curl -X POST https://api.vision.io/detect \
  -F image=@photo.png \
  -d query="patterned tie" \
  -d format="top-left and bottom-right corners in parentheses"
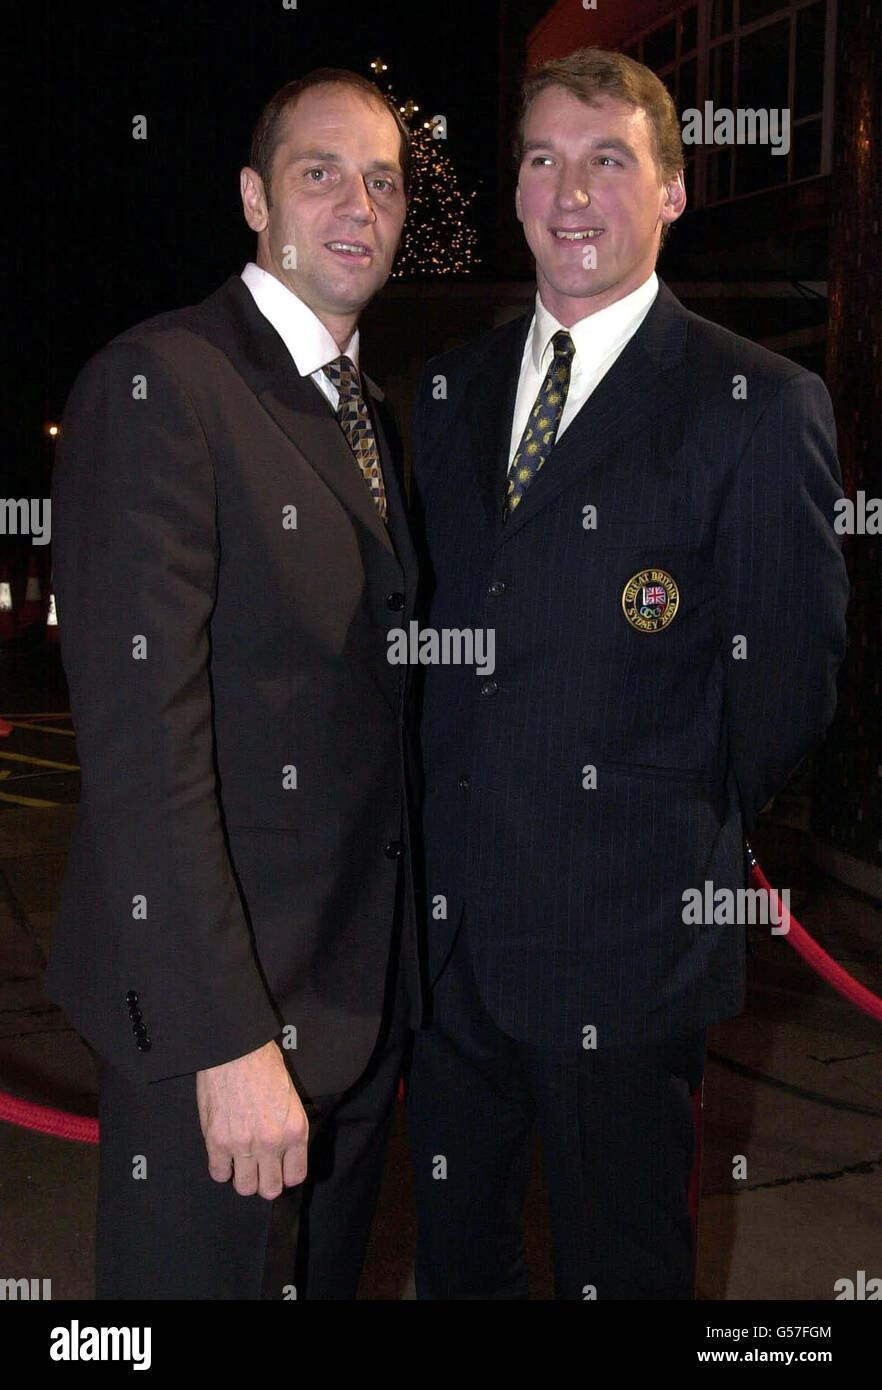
top-left (504, 329), bottom-right (575, 520)
top-left (323, 355), bottom-right (387, 521)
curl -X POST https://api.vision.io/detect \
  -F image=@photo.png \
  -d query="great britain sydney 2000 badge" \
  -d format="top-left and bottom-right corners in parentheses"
top-left (621, 568), bottom-right (679, 633)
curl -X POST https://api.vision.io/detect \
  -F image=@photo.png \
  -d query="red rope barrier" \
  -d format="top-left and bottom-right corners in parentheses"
top-left (0, 1090), bottom-right (98, 1144)
top-left (749, 858), bottom-right (882, 1022)
top-left (0, 857), bottom-right (878, 1143)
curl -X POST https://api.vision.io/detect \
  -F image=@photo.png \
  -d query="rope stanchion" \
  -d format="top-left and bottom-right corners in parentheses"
top-left (0, 853), bottom-right (878, 1143)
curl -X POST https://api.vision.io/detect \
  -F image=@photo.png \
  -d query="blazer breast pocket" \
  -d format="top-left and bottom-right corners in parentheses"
top-left (592, 520), bottom-right (708, 552)
top-left (595, 759), bottom-right (714, 785)
top-left (575, 521), bottom-right (714, 652)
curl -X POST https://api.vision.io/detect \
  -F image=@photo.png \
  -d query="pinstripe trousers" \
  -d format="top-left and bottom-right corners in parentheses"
top-left (407, 915), bottom-right (705, 1300)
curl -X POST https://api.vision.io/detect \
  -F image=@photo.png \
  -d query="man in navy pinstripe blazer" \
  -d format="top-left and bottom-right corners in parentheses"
top-left (406, 49), bottom-right (848, 1299)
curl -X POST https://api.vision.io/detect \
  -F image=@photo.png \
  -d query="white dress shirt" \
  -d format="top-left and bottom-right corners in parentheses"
top-left (240, 261), bottom-right (358, 410)
top-left (508, 272), bottom-right (659, 470)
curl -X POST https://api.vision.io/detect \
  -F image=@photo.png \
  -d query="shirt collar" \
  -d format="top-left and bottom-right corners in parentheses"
top-left (531, 271), bottom-right (659, 374)
top-left (241, 262), bottom-right (359, 377)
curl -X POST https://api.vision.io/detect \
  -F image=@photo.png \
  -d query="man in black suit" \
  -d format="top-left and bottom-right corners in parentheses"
top-left (407, 48), bottom-right (848, 1299)
top-left (46, 69), bottom-right (421, 1300)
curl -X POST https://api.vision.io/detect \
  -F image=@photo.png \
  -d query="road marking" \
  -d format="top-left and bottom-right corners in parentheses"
top-left (0, 751), bottom-right (79, 772)
top-left (0, 790), bottom-right (64, 807)
top-left (0, 712), bottom-right (71, 720)
top-left (2, 721), bottom-right (76, 737)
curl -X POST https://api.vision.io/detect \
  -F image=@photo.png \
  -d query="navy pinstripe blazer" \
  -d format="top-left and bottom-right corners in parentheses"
top-left (411, 279), bottom-right (848, 1051)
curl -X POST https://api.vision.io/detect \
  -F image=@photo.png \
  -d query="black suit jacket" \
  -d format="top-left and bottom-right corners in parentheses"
top-left (46, 274), bottom-right (421, 1096)
top-left (412, 279), bottom-right (848, 1052)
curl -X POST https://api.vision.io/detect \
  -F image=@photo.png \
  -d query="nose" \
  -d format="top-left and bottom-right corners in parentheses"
top-left (335, 174), bottom-right (377, 225)
top-left (555, 166), bottom-right (591, 212)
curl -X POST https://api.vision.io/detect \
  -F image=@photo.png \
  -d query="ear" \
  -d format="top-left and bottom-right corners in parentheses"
top-left (659, 169), bottom-right (687, 226)
top-left (240, 166), bottom-right (269, 233)
top-left (515, 182), bottom-right (524, 225)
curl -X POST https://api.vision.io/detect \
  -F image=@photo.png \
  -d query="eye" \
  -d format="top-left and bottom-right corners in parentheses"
top-left (305, 166), bottom-right (328, 182)
top-left (369, 176), bottom-right (395, 193)
top-left (529, 155), bottom-right (554, 167)
top-left (596, 155), bottom-right (623, 167)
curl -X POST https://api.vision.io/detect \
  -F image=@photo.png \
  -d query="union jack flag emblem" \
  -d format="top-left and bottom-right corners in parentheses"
top-left (643, 584), bottom-right (667, 610)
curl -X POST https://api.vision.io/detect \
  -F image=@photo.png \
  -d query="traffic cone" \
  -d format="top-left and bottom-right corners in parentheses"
top-left (21, 555), bottom-right (43, 627)
top-left (0, 562), bottom-right (16, 640)
top-left (45, 579), bottom-right (59, 644)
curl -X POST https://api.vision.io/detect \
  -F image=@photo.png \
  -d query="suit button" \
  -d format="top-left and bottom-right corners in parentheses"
top-left (458, 774), bottom-right (470, 790)
top-left (386, 592), bottom-right (405, 611)
top-left (487, 580), bottom-right (506, 596)
top-left (128, 1007), bottom-right (142, 1023)
top-left (384, 839), bottom-right (403, 859)
top-left (125, 990), bottom-right (139, 1004)
top-left (136, 1037), bottom-right (152, 1052)
top-left (480, 677), bottom-right (499, 696)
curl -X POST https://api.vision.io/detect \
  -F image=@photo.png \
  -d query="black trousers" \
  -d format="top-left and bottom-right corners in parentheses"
top-left (407, 920), bottom-right (705, 1300)
top-left (95, 931), bottom-right (411, 1301)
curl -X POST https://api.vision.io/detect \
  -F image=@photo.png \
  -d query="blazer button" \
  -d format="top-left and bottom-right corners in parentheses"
top-left (480, 677), bottom-right (499, 696)
top-left (128, 1007), bottom-right (142, 1023)
top-left (384, 839), bottom-right (403, 859)
top-left (458, 774), bottom-right (470, 790)
top-left (386, 592), bottom-right (405, 611)
top-left (125, 990), bottom-right (139, 1004)
top-left (487, 580), bottom-right (506, 596)
top-left (136, 1037), bottom-right (152, 1052)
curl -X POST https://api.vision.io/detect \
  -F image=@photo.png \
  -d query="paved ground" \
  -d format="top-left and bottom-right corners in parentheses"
top-left (1, 639), bottom-right (880, 1300)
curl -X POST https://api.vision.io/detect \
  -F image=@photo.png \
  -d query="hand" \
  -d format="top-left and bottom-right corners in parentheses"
top-left (196, 1039), bottom-right (308, 1199)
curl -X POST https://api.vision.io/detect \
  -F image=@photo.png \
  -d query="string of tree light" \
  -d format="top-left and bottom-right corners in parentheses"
top-left (369, 57), bottom-right (480, 278)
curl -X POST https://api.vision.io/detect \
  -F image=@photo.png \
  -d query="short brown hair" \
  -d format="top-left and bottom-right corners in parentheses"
top-left (249, 69), bottom-right (411, 206)
top-left (514, 47), bottom-right (684, 247)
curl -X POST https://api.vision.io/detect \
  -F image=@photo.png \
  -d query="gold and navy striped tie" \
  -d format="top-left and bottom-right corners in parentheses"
top-left (504, 329), bottom-right (575, 521)
top-left (324, 355), bottom-right (387, 521)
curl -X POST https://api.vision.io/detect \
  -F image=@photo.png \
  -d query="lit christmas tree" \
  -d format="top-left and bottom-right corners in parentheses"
top-left (370, 58), bottom-right (480, 278)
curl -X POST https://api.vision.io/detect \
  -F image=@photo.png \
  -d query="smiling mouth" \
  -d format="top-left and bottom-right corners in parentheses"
top-left (326, 241), bottom-right (373, 259)
top-left (551, 228), bottom-right (604, 241)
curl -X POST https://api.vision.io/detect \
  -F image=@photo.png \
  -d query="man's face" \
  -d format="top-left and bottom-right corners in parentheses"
top-left (515, 86), bottom-right (685, 323)
top-left (241, 84), bottom-right (407, 330)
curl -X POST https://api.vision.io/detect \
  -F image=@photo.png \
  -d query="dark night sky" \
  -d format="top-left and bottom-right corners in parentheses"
top-left (10, 0), bottom-right (525, 492)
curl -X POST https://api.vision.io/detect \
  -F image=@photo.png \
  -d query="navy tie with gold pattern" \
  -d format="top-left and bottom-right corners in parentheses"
top-left (324, 355), bottom-right (387, 522)
top-left (504, 329), bottom-right (575, 521)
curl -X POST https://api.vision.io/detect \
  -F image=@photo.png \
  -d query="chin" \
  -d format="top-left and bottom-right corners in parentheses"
top-left (545, 273), bottom-right (606, 300)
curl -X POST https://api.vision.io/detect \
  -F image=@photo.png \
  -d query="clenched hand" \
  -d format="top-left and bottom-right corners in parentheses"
top-left (196, 1039), bottom-right (308, 1199)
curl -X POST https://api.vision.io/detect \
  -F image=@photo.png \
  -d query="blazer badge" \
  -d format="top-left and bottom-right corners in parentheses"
top-left (621, 568), bottom-right (680, 633)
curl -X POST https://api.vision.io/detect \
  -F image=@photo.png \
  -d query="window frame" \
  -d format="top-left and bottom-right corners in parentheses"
top-left (621, 0), bottom-right (836, 209)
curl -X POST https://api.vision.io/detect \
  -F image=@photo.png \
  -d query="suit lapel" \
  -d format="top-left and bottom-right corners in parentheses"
top-left (365, 388), bottom-right (418, 587)
top-left (197, 275), bottom-right (395, 558)
top-left (466, 313), bottom-right (532, 528)
top-left (497, 282), bottom-right (691, 544)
